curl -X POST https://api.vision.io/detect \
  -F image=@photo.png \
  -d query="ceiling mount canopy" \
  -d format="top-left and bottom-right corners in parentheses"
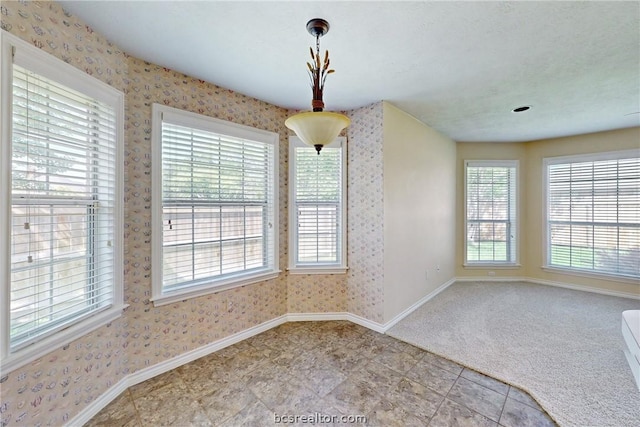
top-left (285, 18), bottom-right (350, 154)
top-left (306, 18), bottom-right (330, 39)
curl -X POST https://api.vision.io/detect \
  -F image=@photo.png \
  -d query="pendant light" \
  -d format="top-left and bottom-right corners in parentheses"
top-left (285, 18), bottom-right (350, 154)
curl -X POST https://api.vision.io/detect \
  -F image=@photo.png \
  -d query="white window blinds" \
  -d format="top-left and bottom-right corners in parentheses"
top-left (9, 64), bottom-right (118, 350)
top-left (295, 146), bottom-right (342, 264)
top-left (546, 151), bottom-right (639, 278)
top-left (465, 161), bottom-right (518, 264)
top-left (153, 105), bottom-right (278, 301)
top-left (289, 137), bottom-right (346, 272)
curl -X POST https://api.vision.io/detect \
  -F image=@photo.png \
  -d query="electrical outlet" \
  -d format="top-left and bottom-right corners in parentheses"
top-left (436, 263), bottom-right (440, 271)
top-left (425, 270), bottom-right (429, 281)
top-left (228, 301), bottom-right (234, 311)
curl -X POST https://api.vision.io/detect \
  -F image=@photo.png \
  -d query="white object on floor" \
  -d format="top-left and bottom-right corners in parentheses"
top-left (622, 310), bottom-right (640, 391)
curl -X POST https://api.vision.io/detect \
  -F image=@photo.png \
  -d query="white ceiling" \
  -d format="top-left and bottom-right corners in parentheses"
top-left (58, 1), bottom-right (640, 143)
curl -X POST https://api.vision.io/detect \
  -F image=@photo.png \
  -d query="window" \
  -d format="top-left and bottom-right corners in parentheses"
top-left (151, 104), bottom-right (279, 304)
top-left (545, 150), bottom-right (639, 279)
top-left (288, 137), bottom-right (347, 274)
top-left (0, 32), bottom-right (124, 372)
top-left (465, 161), bottom-right (518, 265)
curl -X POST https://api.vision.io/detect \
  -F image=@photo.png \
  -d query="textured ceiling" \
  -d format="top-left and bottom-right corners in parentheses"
top-left (58, 1), bottom-right (640, 143)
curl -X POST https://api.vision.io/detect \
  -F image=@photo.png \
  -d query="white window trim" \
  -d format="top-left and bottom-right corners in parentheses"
top-left (542, 149), bottom-right (640, 281)
top-left (288, 136), bottom-right (348, 275)
top-left (151, 104), bottom-right (280, 306)
top-left (0, 30), bottom-right (125, 375)
top-left (463, 159), bottom-right (519, 267)
top-left (462, 263), bottom-right (522, 269)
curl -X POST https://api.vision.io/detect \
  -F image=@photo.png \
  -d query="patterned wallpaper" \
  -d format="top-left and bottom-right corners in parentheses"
top-left (0, 1), bottom-right (384, 425)
top-left (285, 101), bottom-right (387, 319)
top-left (1, 3), bottom-right (130, 426)
top-left (287, 274), bottom-right (347, 313)
top-left (346, 103), bottom-right (386, 323)
top-left (122, 56), bottom-right (290, 375)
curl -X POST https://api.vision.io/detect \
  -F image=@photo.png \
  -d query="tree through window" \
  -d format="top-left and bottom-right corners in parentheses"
top-left (465, 161), bottom-right (518, 264)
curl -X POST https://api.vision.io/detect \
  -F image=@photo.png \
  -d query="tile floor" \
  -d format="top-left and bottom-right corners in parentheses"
top-left (86, 321), bottom-right (556, 426)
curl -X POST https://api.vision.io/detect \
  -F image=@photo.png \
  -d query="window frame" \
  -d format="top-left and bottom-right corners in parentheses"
top-left (151, 104), bottom-right (279, 306)
top-left (0, 30), bottom-right (125, 374)
top-left (463, 160), bottom-right (519, 267)
top-left (288, 136), bottom-right (348, 274)
top-left (543, 149), bottom-right (639, 281)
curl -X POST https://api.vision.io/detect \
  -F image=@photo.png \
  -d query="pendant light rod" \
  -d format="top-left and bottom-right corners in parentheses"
top-left (308, 20), bottom-right (329, 110)
top-left (285, 18), bottom-right (350, 154)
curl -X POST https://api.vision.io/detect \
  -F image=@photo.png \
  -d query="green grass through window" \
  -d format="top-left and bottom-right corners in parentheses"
top-left (467, 241), bottom-right (507, 262)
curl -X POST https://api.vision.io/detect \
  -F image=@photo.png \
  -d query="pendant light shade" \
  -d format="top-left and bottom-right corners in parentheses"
top-left (286, 18), bottom-right (350, 154)
top-left (285, 111), bottom-right (350, 154)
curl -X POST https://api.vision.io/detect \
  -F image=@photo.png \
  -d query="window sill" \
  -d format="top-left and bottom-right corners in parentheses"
top-left (151, 270), bottom-right (281, 307)
top-left (288, 266), bottom-right (349, 275)
top-left (1, 304), bottom-right (128, 375)
top-left (541, 266), bottom-right (640, 285)
top-left (463, 263), bottom-right (522, 270)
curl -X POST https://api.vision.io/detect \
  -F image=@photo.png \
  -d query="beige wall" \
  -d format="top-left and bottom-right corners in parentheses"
top-left (382, 103), bottom-right (457, 323)
top-left (523, 127), bottom-right (640, 295)
top-left (456, 127), bottom-right (640, 296)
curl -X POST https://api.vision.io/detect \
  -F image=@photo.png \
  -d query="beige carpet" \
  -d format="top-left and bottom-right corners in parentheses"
top-left (387, 281), bottom-right (640, 427)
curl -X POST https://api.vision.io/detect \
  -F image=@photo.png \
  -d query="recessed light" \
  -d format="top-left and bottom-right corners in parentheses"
top-left (512, 106), bottom-right (531, 113)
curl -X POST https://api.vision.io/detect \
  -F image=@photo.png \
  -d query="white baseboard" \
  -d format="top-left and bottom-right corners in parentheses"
top-left (69, 379), bottom-right (130, 426)
top-left (286, 312), bottom-right (350, 322)
top-left (383, 278), bottom-right (456, 331)
top-left (285, 312), bottom-right (387, 333)
top-left (70, 276), bottom-right (463, 425)
top-left (69, 302), bottom-right (423, 426)
top-left (456, 276), bottom-right (640, 300)
top-left (346, 312), bottom-right (387, 333)
top-left (69, 315), bottom-right (287, 426)
top-left (525, 277), bottom-right (640, 300)
top-left (75, 274), bottom-right (638, 426)
top-left (67, 273), bottom-right (636, 426)
top-left (284, 278), bottom-right (457, 332)
top-left (126, 315), bottom-right (288, 388)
